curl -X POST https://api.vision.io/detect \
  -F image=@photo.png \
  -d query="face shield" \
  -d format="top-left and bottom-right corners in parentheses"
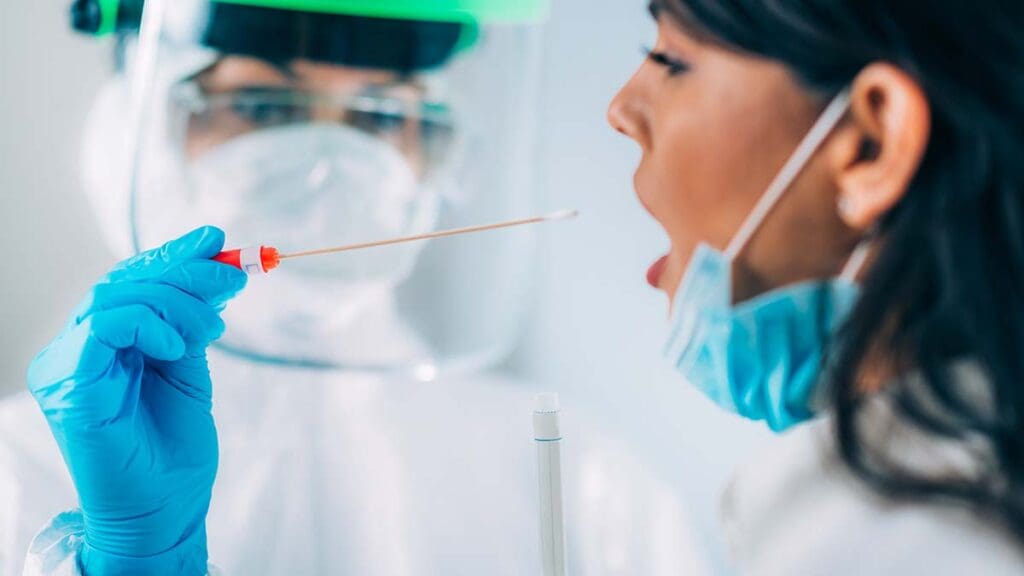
top-left (74, 0), bottom-right (547, 374)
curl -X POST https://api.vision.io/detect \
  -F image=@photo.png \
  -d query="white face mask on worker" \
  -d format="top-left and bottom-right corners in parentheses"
top-left (177, 123), bottom-right (440, 285)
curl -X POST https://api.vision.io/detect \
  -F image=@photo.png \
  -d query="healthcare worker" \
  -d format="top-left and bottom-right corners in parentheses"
top-left (0, 1), bottom-right (708, 575)
top-left (607, 0), bottom-right (1024, 574)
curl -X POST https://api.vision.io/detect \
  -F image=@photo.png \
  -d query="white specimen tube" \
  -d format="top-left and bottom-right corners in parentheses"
top-left (534, 393), bottom-right (567, 576)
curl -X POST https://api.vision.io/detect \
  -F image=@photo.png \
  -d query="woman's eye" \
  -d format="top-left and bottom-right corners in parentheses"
top-left (643, 47), bottom-right (691, 77)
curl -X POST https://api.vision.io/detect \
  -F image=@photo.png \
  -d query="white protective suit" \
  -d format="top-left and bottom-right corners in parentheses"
top-left (0, 351), bottom-right (711, 575)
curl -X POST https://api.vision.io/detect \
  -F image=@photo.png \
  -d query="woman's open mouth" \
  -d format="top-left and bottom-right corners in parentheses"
top-left (647, 254), bottom-right (668, 288)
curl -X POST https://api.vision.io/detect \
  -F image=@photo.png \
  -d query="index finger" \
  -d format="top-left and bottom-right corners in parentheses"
top-left (105, 226), bottom-right (226, 283)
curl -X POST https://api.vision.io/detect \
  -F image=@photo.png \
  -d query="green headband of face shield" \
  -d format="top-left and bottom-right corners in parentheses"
top-left (215, 0), bottom-right (548, 23)
top-left (72, 0), bottom-right (549, 37)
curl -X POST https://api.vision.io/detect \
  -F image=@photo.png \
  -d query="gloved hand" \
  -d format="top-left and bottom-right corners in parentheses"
top-left (28, 226), bottom-right (247, 575)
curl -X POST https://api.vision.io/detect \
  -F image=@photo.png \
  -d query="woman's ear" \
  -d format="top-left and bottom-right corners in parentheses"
top-left (826, 63), bottom-right (931, 231)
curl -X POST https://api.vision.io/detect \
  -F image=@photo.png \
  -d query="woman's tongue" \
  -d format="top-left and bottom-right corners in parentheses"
top-left (647, 254), bottom-right (669, 288)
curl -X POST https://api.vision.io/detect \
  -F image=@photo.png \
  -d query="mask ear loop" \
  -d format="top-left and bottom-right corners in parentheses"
top-left (839, 237), bottom-right (874, 283)
top-left (723, 89), bottom-right (853, 262)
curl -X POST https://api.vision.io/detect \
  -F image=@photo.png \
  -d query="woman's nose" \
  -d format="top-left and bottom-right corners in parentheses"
top-left (607, 91), bottom-right (631, 135)
top-left (607, 75), bottom-right (648, 147)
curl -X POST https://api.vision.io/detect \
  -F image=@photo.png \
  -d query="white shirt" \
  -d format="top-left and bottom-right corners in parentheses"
top-left (721, 401), bottom-right (1024, 575)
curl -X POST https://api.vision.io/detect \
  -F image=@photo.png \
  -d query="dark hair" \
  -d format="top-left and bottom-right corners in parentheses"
top-left (655, 0), bottom-right (1024, 541)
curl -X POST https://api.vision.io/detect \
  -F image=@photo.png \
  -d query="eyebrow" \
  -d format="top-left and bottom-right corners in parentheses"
top-left (192, 59), bottom-right (296, 94)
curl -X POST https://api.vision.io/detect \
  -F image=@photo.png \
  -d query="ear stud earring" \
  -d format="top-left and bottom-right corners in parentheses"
top-left (838, 196), bottom-right (857, 220)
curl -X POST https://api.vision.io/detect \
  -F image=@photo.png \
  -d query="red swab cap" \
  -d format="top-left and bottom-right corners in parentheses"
top-left (213, 246), bottom-right (280, 274)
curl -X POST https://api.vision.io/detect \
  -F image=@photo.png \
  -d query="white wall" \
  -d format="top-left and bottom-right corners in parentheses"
top-left (0, 2), bottom-right (114, 398)
top-left (514, 2), bottom-right (769, 570)
top-left (0, 1), bottom-right (767, 571)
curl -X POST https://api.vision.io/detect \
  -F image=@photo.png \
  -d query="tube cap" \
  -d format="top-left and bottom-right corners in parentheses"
top-left (534, 393), bottom-right (560, 413)
top-left (213, 246), bottom-right (280, 274)
top-left (533, 393), bottom-right (561, 440)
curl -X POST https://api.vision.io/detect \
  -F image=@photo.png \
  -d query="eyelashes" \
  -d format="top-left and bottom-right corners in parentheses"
top-left (642, 46), bottom-right (691, 76)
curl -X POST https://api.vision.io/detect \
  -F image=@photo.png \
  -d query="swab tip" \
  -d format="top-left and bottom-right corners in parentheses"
top-left (545, 209), bottom-right (579, 221)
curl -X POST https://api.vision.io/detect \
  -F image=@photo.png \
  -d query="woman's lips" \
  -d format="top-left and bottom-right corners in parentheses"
top-left (647, 254), bottom-right (669, 288)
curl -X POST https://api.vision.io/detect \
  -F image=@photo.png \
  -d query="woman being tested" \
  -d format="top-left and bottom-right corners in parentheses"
top-left (606, 0), bottom-right (1024, 573)
top-left (18, 0), bottom-right (1024, 574)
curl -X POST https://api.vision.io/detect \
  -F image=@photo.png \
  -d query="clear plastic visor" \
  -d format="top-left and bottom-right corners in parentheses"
top-left (118, 0), bottom-right (545, 374)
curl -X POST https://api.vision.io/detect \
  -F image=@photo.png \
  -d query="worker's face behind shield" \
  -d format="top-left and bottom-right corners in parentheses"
top-left (156, 55), bottom-right (456, 283)
top-left (176, 57), bottom-right (455, 178)
top-left (82, 0), bottom-right (547, 373)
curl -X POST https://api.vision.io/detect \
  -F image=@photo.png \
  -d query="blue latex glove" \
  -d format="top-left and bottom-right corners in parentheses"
top-left (28, 226), bottom-right (247, 575)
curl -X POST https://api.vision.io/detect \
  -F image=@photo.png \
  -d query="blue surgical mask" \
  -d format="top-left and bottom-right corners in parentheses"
top-left (664, 89), bottom-right (868, 432)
